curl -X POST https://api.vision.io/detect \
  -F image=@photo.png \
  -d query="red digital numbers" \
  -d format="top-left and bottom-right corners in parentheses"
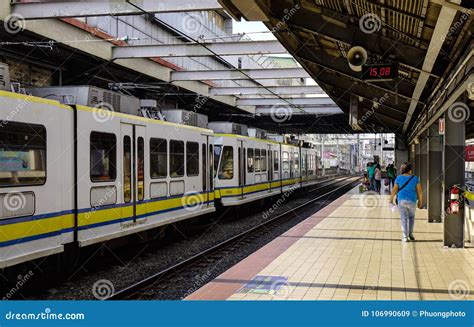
top-left (363, 64), bottom-right (396, 80)
top-left (370, 67), bottom-right (391, 77)
top-left (380, 67), bottom-right (390, 76)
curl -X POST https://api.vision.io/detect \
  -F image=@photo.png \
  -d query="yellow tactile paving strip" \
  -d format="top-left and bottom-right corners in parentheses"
top-left (225, 188), bottom-right (474, 300)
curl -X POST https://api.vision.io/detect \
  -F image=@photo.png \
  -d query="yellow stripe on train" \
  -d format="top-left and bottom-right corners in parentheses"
top-left (0, 214), bottom-right (74, 243)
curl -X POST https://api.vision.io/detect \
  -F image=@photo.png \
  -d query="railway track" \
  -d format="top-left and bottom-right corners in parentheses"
top-left (108, 176), bottom-right (361, 300)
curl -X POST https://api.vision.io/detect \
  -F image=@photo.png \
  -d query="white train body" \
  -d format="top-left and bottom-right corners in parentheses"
top-left (213, 134), bottom-right (320, 206)
top-left (0, 90), bottom-right (325, 269)
top-left (0, 91), bottom-right (214, 268)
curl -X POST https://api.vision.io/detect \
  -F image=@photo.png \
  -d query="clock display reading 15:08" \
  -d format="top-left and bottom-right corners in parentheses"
top-left (361, 63), bottom-right (398, 81)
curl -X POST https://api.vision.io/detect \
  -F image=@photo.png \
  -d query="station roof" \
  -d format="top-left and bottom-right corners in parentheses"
top-left (219, 0), bottom-right (473, 136)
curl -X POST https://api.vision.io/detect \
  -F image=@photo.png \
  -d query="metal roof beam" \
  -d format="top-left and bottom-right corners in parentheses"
top-left (210, 85), bottom-right (324, 96)
top-left (112, 40), bottom-right (287, 59)
top-left (237, 97), bottom-right (336, 106)
top-left (286, 8), bottom-right (427, 69)
top-left (255, 106), bottom-right (342, 115)
top-left (11, 0), bottom-right (221, 19)
top-left (402, 2), bottom-right (460, 133)
top-left (170, 68), bottom-right (310, 81)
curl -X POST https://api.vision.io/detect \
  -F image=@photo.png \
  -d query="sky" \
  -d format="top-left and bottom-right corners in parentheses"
top-left (232, 20), bottom-right (276, 40)
top-left (232, 19), bottom-right (317, 86)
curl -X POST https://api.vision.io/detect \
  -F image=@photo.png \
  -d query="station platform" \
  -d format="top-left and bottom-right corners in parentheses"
top-left (187, 186), bottom-right (474, 300)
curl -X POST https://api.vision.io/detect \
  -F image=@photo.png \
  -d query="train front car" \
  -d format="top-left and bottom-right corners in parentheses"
top-left (0, 91), bottom-right (75, 269)
top-left (211, 123), bottom-right (283, 207)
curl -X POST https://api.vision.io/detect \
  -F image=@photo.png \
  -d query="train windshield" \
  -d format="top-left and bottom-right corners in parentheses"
top-left (213, 145), bottom-right (222, 177)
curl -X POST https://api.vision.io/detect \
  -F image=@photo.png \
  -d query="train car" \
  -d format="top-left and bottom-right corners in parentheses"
top-left (0, 91), bottom-right (75, 269)
top-left (0, 89), bottom-right (215, 269)
top-left (211, 123), bottom-right (310, 206)
top-left (213, 132), bottom-right (281, 206)
top-left (280, 143), bottom-right (301, 192)
top-left (74, 105), bottom-right (215, 247)
top-left (301, 147), bottom-right (319, 186)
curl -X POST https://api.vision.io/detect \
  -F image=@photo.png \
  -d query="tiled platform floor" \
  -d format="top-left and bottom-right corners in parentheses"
top-left (187, 187), bottom-right (474, 300)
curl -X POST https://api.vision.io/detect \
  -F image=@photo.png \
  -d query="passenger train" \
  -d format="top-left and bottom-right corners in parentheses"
top-left (0, 89), bottom-right (324, 270)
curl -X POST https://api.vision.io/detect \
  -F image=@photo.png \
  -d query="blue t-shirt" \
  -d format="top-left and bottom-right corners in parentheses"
top-left (395, 175), bottom-right (419, 203)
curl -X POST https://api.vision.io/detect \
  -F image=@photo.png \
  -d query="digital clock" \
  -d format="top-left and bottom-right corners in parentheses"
top-left (361, 63), bottom-right (398, 81)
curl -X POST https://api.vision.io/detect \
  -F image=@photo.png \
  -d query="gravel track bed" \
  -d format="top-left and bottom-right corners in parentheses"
top-left (25, 178), bottom-right (358, 300)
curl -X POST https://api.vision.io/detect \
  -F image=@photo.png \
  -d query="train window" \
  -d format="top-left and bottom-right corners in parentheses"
top-left (213, 145), bottom-right (221, 178)
top-left (261, 149), bottom-right (267, 172)
top-left (0, 122), bottom-right (46, 187)
top-left (186, 142), bottom-right (199, 176)
top-left (282, 151), bottom-right (289, 170)
top-left (274, 150), bottom-right (279, 172)
top-left (294, 153), bottom-right (300, 171)
top-left (123, 136), bottom-right (132, 203)
top-left (150, 138), bottom-right (167, 179)
top-left (218, 146), bottom-right (233, 180)
top-left (170, 140), bottom-right (185, 178)
top-left (90, 132), bottom-right (116, 182)
top-left (254, 149), bottom-right (260, 172)
top-left (247, 148), bottom-right (254, 172)
top-left (137, 137), bottom-right (144, 201)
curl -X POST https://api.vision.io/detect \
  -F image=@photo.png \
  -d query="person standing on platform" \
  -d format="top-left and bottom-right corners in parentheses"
top-left (386, 163), bottom-right (396, 191)
top-left (367, 162), bottom-right (376, 191)
top-left (374, 164), bottom-right (382, 193)
top-left (389, 162), bottom-right (423, 242)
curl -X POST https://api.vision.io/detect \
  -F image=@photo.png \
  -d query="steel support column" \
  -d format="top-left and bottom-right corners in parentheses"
top-left (443, 111), bottom-right (466, 247)
top-left (427, 124), bottom-right (443, 223)
top-left (415, 143), bottom-right (421, 178)
top-left (419, 132), bottom-right (428, 208)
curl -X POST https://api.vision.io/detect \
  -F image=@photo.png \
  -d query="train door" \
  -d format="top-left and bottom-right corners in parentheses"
top-left (246, 146), bottom-right (255, 187)
top-left (121, 123), bottom-right (146, 222)
top-left (268, 144), bottom-right (273, 192)
top-left (202, 136), bottom-right (210, 206)
top-left (303, 149), bottom-right (308, 185)
top-left (239, 140), bottom-right (245, 198)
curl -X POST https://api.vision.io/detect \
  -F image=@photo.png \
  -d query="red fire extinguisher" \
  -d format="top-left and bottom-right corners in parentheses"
top-left (448, 185), bottom-right (461, 214)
